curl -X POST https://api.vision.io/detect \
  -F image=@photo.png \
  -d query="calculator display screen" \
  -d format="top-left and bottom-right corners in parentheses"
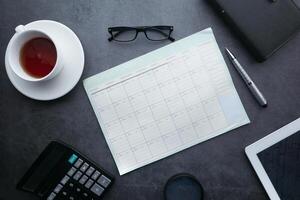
top-left (257, 131), bottom-right (300, 199)
top-left (22, 147), bottom-right (65, 192)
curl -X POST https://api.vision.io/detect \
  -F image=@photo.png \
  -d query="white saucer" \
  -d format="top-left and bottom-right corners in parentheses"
top-left (5, 20), bottom-right (85, 100)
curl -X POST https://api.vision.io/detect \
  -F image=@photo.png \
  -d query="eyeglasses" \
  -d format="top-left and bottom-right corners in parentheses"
top-left (108, 26), bottom-right (175, 42)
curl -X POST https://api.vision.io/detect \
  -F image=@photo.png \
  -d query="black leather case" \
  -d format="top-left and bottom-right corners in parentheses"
top-left (208, 0), bottom-right (300, 61)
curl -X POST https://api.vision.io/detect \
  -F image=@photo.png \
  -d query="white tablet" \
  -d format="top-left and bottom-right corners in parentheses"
top-left (245, 118), bottom-right (300, 200)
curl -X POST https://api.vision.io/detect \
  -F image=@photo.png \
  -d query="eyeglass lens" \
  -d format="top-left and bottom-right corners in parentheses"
top-left (144, 27), bottom-right (171, 41)
top-left (111, 29), bottom-right (137, 42)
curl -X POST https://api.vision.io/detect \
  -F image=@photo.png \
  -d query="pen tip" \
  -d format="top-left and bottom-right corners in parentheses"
top-left (262, 103), bottom-right (268, 108)
top-left (224, 48), bottom-right (235, 59)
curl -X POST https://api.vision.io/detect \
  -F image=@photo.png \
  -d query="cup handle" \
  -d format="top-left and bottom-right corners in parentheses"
top-left (15, 25), bottom-right (26, 33)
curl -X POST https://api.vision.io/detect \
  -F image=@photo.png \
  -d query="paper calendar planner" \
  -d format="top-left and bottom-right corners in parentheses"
top-left (84, 28), bottom-right (250, 175)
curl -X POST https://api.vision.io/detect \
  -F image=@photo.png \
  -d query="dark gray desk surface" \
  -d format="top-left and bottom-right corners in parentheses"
top-left (0, 0), bottom-right (299, 199)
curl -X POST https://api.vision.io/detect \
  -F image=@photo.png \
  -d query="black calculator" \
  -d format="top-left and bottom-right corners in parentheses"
top-left (17, 141), bottom-right (114, 200)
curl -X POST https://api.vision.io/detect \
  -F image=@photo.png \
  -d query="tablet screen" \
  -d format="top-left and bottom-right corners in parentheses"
top-left (258, 131), bottom-right (300, 200)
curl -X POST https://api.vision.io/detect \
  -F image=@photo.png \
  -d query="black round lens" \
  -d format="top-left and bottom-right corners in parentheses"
top-left (164, 173), bottom-right (204, 200)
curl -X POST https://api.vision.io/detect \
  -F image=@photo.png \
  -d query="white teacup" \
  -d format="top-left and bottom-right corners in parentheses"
top-left (7, 25), bottom-right (64, 82)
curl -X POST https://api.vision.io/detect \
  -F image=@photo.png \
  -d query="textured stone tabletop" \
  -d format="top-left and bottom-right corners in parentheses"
top-left (0, 0), bottom-right (299, 199)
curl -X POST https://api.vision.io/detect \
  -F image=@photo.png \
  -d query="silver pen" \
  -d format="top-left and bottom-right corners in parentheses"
top-left (225, 48), bottom-right (268, 107)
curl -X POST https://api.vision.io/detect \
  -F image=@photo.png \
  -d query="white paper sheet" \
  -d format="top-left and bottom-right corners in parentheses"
top-left (84, 28), bottom-right (250, 175)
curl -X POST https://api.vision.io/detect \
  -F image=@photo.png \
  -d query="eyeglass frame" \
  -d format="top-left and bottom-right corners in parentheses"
top-left (108, 26), bottom-right (175, 42)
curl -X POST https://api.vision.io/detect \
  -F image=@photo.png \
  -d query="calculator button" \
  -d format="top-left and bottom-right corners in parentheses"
top-left (86, 166), bottom-right (95, 176)
top-left (76, 187), bottom-right (81, 192)
top-left (74, 158), bottom-right (83, 168)
top-left (61, 175), bottom-right (70, 185)
top-left (84, 179), bottom-right (94, 189)
top-left (47, 192), bottom-right (56, 200)
top-left (80, 162), bottom-right (89, 172)
top-left (97, 175), bottom-right (111, 188)
top-left (62, 191), bottom-right (67, 196)
top-left (73, 171), bottom-right (83, 181)
top-left (67, 167), bottom-right (76, 177)
top-left (54, 184), bottom-right (63, 193)
top-left (79, 175), bottom-right (88, 184)
top-left (68, 154), bottom-right (78, 164)
top-left (69, 196), bottom-right (74, 200)
top-left (90, 183), bottom-right (104, 196)
top-left (83, 192), bottom-right (88, 197)
top-left (91, 170), bottom-right (101, 180)
top-left (69, 183), bottom-right (74, 188)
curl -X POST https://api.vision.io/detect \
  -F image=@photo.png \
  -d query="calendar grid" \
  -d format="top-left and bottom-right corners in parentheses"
top-left (121, 83), bottom-right (154, 162)
top-left (88, 38), bottom-right (249, 175)
top-left (192, 45), bottom-right (229, 131)
top-left (155, 60), bottom-right (194, 146)
top-left (179, 53), bottom-right (215, 135)
top-left (105, 88), bottom-right (139, 165)
top-left (98, 46), bottom-right (226, 166)
top-left (151, 64), bottom-right (185, 147)
top-left (135, 73), bottom-right (170, 153)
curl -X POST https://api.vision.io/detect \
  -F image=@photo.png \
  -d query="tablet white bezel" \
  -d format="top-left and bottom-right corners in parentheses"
top-left (245, 118), bottom-right (300, 200)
